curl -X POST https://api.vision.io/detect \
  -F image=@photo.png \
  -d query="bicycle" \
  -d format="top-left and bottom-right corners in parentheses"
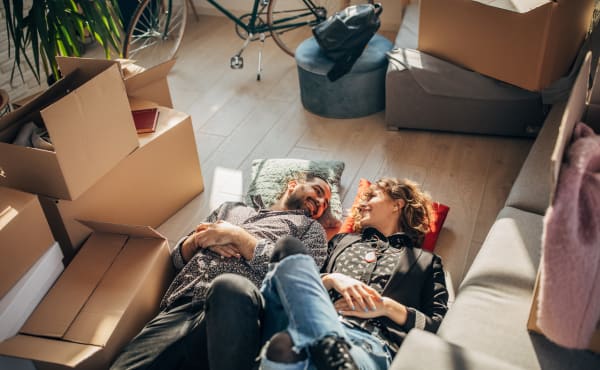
top-left (121, 0), bottom-right (373, 80)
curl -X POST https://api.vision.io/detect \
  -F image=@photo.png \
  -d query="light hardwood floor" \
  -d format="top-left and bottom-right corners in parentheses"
top-left (147, 15), bottom-right (533, 291)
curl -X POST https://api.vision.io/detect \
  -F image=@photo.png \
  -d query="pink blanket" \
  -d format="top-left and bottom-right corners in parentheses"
top-left (539, 122), bottom-right (600, 349)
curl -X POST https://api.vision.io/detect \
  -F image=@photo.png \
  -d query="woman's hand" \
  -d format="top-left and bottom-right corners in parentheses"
top-left (335, 297), bottom-right (409, 326)
top-left (334, 297), bottom-right (385, 318)
top-left (322, 273), bottom-right (382, 312)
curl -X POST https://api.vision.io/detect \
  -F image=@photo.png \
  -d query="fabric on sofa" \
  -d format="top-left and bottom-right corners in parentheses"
top-left (505, 101), bottom-right (566, 214)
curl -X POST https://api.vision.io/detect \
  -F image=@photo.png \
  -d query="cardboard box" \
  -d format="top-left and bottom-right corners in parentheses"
top-left (0, 221), bottom-right (175, 369)
top-left (41, 107), bottom-right (204, 253)
top-left (0, 64), bottom-right (139, 200)
top-left (57, 57), bottom-right (176, 108)
top-left (0, 242), bottom-right (63, 341)
top-left (419, 0), bottom-right (595, 91)
top-left (527, 52), bottom-right (600, 352)
top-left (0, 187), bottom-right (57, 300)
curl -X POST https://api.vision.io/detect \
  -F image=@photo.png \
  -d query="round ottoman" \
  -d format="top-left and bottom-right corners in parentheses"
top-left (295, 34), bottom-right (393, 119)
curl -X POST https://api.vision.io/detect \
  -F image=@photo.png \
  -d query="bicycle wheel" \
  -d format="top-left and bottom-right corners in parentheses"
top-left (122, 0), bottom-right (188, 68)
top-left (267, 0), bottom-right (374, 57)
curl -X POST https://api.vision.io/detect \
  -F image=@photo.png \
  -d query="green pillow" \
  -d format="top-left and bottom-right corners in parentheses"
top-left (246, 158), bottom-right (345, 228)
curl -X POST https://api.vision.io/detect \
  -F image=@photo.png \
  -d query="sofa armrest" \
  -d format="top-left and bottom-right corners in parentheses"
top-left (390, 330), bottom-right (522, 370)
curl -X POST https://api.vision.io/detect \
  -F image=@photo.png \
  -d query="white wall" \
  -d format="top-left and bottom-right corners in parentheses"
top-left (191, 0), bottom-right (405, 31)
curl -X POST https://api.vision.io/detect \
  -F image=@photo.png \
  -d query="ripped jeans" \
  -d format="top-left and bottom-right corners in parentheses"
top-left (259, 254), bottom-right (394, 370)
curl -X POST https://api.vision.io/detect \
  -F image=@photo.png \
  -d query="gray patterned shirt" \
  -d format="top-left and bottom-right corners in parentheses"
top-left (160, 200), bottom-right (328, 310)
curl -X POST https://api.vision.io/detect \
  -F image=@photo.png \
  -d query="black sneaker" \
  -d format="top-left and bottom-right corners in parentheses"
top-left (309, 335), bottom-right (359, 370)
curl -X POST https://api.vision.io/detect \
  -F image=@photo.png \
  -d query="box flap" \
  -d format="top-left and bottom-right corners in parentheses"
top-left (64, 237), bottom-right (167, 346)
top-left (21, 233), bottom-right (127, 338)
top-left (41, 64), bottom-right (139, 200)
top-left (0, 335), bottom-right (102, 368)
top-left (78, 220), bottom-right (166, 240)
top-left (472, 0), bottom-right (551, 13)
top-left (56, 56), bottom-right (120, 83)
top-left (549, 52), bottom-right (591, 201)
top-left (124, 59), bottom-right (175, 108)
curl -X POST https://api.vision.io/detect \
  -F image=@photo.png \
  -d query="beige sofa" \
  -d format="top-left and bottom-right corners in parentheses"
top-left (388, 70), bottom-right (600, 369)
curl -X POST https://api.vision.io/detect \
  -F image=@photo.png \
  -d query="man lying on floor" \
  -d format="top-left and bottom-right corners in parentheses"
top-left (110, 172), bottom-right (332, 370)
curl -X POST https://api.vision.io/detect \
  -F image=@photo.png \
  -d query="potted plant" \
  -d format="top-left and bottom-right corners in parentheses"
top-left (2, 0), bottom-right (123, 85)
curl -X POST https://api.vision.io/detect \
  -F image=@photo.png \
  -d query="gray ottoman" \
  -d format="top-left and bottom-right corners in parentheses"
top-left (295, 34), bottom-right (392, 118)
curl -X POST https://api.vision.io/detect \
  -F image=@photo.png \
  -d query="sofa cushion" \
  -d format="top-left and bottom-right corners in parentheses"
top-left (439, 206), bottom-right (542, 368)
top-left (390, 329), bottom-right (523, 370)
top-left (505, 101), bottom-right (566, 215)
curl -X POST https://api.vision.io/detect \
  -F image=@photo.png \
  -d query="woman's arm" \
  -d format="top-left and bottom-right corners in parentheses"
top-left (332, 254), bottom-right (448, 331)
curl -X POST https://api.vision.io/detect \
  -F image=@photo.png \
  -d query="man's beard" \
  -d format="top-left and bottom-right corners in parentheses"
top-left (285, 194), bottom-right (311, 217)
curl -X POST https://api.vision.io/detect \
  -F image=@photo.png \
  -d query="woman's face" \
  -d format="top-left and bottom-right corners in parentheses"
top-left (358, 187), bottom-right (402, 234)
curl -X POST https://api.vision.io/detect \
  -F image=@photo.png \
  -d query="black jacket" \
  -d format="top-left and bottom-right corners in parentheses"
top-left (323, 231), bottom-right (449, 352)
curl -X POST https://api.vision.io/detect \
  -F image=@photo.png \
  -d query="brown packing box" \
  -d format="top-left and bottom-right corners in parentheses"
top-left (527, 52), bottom-right (600, 352)
top-left (0, 221), bottom-right (174, 369)
top-left (40, 106), bottom-right (204, 253)
top-left (0, 64), bottom-right (139, 200)
top-left (419, 0), bottom-right (595, 91)
top-left (57, 56), bottom-right (176, 108)
top-left (0, 187), bottom-right (56, 300)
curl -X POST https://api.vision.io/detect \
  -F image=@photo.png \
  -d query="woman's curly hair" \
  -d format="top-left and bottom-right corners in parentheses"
top-left (351, 178), bottom-right (433, 246)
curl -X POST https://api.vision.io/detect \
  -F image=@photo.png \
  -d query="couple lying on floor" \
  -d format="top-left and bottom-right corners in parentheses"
top-left (110, 173), bottom-right (449, 370)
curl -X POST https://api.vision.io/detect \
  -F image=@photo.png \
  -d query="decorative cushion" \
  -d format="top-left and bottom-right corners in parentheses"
top-left (338, 178), bottom-right (449, 252)
top-left (246, 158), bottom-right (345, 228)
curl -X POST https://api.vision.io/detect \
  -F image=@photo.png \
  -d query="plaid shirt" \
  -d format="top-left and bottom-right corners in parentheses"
top-left (160, 199), bottom-right (327, 310)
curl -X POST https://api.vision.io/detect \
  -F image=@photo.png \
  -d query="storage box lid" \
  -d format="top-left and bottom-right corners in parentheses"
top-left (473, 0), bottom-right (552, 13)
top-left (0, 187), bottom-right (55, 299)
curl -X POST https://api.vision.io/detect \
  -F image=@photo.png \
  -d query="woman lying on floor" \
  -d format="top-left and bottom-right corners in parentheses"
top-left (259, 177), bottom-right (449, 370)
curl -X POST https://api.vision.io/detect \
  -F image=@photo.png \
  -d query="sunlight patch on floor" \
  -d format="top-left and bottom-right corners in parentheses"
top-left (209, 166), bottom-right (244, 210)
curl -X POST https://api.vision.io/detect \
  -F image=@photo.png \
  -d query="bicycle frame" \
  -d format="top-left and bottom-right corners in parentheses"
top-left (206, 0), bottom-right (323, 36)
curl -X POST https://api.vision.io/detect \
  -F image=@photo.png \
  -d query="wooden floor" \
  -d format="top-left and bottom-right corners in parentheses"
top-left (144, 15), bottom-right (533, 291)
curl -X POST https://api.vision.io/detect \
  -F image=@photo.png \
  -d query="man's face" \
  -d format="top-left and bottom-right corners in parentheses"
top-left (284, 177), bottom-right (331, 219)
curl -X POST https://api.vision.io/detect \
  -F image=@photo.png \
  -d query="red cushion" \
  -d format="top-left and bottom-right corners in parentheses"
top-left (338, 179), bottom-right (449, 252)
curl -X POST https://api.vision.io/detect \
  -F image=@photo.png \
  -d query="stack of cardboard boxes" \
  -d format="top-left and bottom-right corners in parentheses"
top-left (0, 57), bottom-right (204, 369)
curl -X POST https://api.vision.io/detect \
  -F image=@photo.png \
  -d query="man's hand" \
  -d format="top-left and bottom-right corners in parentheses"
top-left (322, 273), bottom-right (382, 312)
top-left (182, 221), bottom-right (259, 261)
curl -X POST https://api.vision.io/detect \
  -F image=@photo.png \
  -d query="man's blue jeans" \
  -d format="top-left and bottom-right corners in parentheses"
top-left (260, 254), bottom-right (394, 370)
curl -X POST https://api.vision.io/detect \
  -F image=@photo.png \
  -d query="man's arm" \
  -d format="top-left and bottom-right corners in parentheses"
top-left (170, 204), bottom-right (226, 270)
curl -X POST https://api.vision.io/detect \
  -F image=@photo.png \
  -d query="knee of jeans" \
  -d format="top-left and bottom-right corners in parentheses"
top-left (207, 274), bottom-right (262, 307)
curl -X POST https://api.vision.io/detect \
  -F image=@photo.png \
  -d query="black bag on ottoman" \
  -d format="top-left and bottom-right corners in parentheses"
top-left (312, 3), bottom-right (382, 81)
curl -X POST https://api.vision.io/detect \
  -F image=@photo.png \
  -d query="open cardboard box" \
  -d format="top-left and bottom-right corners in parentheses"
top-left (0, 187), bottom-right (63, 342)
top-left (527, 52), bottom-right (600, 353)
top-left (419, 0), bottom-right (595, 91)
top-left (0, 64), bottom-right (139, 200)
top-left (0, 187), bottom-right (58, 299)
top-left (0, 221), bottom-right (174, 370)
top-left (57, 57), bottom-right (176, 108)
top-left (40, 106), bottom-right (204, 255)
